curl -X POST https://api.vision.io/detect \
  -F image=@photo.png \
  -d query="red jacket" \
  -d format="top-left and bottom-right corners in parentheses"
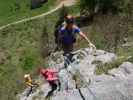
top-left (40, 68), bottom-right (58, 82)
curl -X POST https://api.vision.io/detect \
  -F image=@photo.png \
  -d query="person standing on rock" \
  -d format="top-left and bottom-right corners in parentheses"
top-left (40, 68), bottom-right (61, 98)
top-left (58, 15), bottom-right (96, 55)
top-left (24, 74), bottom-right (39, 97)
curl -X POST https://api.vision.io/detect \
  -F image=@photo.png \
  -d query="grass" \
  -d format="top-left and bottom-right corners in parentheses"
top-left (89, 13), bottom-right (133, 75)
top-left (95, 58), bottom-right (125, 75)
top-left (0, 0), bottom-right (55, 26)
top-left (94, 38), bottom-right (133, 75)
top-left (0, 5), bottom-right (80, 100)
top-left (0, 1), bottom-right (132, 99)
top-left (73, 71), bottom-right (84, 88)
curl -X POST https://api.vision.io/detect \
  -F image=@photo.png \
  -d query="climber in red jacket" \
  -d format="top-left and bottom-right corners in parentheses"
top-left (40, 68), bottom-right (61, 98)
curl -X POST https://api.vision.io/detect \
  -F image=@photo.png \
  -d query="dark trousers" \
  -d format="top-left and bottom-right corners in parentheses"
top-left (46, 80), bottom-right (61, 98)
top-left (26, 83), bottom-right (39, 97)
top-left (64, 52), bottom-right (75, 68)
top-left (26, 86), bottom-right (33, 97)
top-left (46, 82), bottom-right (57, 98)
top-left (62, 43), bottom-right (74, 54)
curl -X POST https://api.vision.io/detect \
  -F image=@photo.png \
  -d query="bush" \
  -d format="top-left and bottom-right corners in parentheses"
top-left (80, 0), bottom-right (97, 15)
top-left (95, 57), bottom-right (129, 75)
top-left (80, 0), bottom-right (124, 14)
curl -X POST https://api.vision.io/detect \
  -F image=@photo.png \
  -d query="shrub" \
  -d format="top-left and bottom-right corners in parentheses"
top-left (95, 57), bottom-right (129, 75)
top-left (80, 0), bottom-right (124, 14)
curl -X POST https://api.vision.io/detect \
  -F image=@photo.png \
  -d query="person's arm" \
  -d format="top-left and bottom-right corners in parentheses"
top-left (74, 25), bottom-right (96, 49)
top-left (26, 81), bottom-right (34, 87)
top-left (74, 25), bottom-right (90, 43)
top-left (79, 31), bottom-right (91, 44)
top-left (79, 31), bottom-right (96, 49)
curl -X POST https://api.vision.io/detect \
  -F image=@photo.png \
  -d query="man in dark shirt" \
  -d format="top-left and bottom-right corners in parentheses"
top-left (59, 15), bottom-right (96, 54)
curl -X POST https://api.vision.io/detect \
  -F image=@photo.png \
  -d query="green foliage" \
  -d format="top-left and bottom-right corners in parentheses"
top-left (59, 5), bottom-right (69, 20)
top-left (0, 63), bottom-right (24, 100)
top-left (0, 0), bottom-right (55, 26)
top-left (117, 46), bottom-right (133, 62)
top-left (90, 32), bottom-right (106, 49)
top-left (0, 5), bottom-right (80, 100)
top-left (128, 57), bottom-right (133, 64)
top-left (80, 0), bottom-right (97, 11)
top-left (0, 2), bottom-right (131, 99)
top-left (40, 25), bottom-right (51, 58)
top-left (21, 51), bottom-right (37, 70)
top-left (56, 5), bottom-right (79, 24)
top-left (80, 0), bottom-right (124, 14)
top-left (95, 57), bottom-right (129, 75)
top-left (98, 0), bottom-right (122, 13)
top-left (73, 71), bottom-right (84, 88)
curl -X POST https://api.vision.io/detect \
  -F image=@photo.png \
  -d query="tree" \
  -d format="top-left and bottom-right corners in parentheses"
top-left (80, 0), bottom-right (124, 15)
top-left (14, 0), bottom-right (21, 11)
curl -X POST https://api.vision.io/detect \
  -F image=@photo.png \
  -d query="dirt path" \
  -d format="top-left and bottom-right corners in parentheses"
top-left (0, 0), bottom-right (76, 30)
top-left (58, 0), bottom-right (77, 6)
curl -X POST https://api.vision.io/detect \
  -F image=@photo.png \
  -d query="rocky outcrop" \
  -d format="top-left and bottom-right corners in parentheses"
top-left (18, 48), bottom-right (133, 100)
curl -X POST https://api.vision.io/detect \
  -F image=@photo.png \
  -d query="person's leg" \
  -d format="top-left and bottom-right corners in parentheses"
top-left (56, 80), bottom-right (61, 91)
top-left (32, 82), bottom-right (39, 87)
top-left (68, 44), bottom-right (74, 53)
top-left (26, 86), bottom-right (33, 97)
top-left (63, 44), bottom-right (73, 54)
top-left (63, 44), bottom-right (74, 66)
top-left (66, 53), bottom-right (75, 62)
top-left (46, 81), bottom-right (57, 98)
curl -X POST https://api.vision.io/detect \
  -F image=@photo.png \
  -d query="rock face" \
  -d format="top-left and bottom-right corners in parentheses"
top-left (51, 89), bottom-right (83, 100)
top-left (18, 48), bottom-right (133, 100)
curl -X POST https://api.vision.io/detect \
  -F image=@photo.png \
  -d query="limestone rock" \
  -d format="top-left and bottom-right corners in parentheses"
top-left (51, 89), bottom-right (83, 100)
top-left (20, 48), bottom-right (133, 100)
